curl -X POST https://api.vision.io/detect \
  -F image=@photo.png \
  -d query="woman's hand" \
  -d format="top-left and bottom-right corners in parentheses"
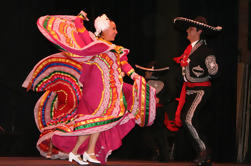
top-left (121, 72), bottom-right (125, 78)
top-left (131, 73), bottom-right (140, 80)
top-left (78, 10), bottom-right (89, 21)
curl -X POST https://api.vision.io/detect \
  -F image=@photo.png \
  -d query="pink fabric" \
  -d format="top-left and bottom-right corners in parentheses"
top-left (51, 76), bottom-right (136, 164)
top-left (49, 52), bottom-right (136, 163)
top-left (51, 80), bottom-right (135, 164)
top-left (54, 40), bottom-right (113, 56)
top-left (121, 62), bottom-right (134, 75)
top-left (26, 14), bottom-right (157, 164)
top-left (72, 31), bottom-right (86, 48)
top-left (122, 83), bottom-right (133, 109)
top-left (78, 63), bottom-right (104, 114)
top-left (37, 15), bottom-right (114, 56)
top-left (52, 113), bottom-right (135, 164)
top-left (74, 16), bottom-right (93, 45)
top-left (119, 49), bottom-right (130, 61)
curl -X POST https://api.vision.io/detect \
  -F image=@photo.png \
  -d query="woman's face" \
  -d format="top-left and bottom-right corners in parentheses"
top-left (101, 21), bottom-right (118, 41)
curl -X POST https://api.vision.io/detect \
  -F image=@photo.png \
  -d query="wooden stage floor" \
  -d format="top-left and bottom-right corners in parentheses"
top-left (0, 157), bottom-right (250, 166)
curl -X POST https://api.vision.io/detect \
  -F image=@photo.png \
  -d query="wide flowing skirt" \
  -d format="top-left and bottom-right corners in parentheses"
top-left (23, 52), bottom-right (156, 164)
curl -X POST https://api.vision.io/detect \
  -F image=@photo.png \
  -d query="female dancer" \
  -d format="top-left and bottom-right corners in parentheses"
top-left (23, 11), bottom-right (156, 165)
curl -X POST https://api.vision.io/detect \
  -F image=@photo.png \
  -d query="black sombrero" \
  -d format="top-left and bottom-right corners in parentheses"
top-left (173, 16), bottom-right (222, 35)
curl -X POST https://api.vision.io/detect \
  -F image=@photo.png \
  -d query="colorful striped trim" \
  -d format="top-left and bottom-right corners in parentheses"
top-left (35, 71), bottom-right (79, 92)
top-left (144, 84), bottom-right (150, 126)
top-left (132, 77), bottom-right (152, 127)
top-left (128, 69), bottom-right (135, 77)
top-left (77, 26), bottom-right (86, 33)
top-left (74, 116), bottom-right (122, 131)
top-left (120, 61), bottom-right (127, 65)
top-left (30, 56), bottom-right (82, 90)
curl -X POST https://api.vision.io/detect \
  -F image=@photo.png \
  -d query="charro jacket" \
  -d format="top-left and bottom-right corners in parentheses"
top-left (183, 40), bottom-right (219, 83)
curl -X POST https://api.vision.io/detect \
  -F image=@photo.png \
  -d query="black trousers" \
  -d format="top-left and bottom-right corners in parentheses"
top-left (180, 86), bottom-right (212, 154)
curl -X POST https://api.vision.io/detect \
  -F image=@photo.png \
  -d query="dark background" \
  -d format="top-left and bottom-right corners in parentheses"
top-left (0, 0), bottom-right (239, 163)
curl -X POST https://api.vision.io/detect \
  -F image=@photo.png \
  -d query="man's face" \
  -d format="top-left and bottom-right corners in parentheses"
top-left (145, 71), bottom-right (153, 79)
top-left (186, 26), bottom-right (202, 42)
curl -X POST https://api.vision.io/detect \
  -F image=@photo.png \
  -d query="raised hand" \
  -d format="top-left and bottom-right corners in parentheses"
top-left (78, 10), bottom-right (89, 21)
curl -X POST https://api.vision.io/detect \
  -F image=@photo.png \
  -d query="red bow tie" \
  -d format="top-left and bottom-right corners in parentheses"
top-left (173, 44), bottom-right (192, 67)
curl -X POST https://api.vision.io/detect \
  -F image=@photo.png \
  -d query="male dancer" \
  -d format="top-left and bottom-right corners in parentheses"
top-left (172, 16), bottom-right (222, 166)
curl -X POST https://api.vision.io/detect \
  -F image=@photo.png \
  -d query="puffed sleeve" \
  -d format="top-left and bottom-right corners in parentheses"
top-left (116, 46), bottom-right (137, 79)
top-left (121, 60), bottom-right (136, 78)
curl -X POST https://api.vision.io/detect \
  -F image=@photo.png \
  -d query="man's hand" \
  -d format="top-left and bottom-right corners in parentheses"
top-left (156, 97), bottom-right (160, 103)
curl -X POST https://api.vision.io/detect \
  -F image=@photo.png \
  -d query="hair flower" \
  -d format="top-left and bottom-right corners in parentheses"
top-left (94, 14), bottom-right (110, 36)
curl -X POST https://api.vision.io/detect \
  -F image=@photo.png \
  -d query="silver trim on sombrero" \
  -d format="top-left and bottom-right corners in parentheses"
top-left (174, 17), bottom-right (222, 32)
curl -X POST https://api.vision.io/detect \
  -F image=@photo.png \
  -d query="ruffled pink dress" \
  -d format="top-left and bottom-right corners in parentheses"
top-left (22, 15), bottom-right (156, 164)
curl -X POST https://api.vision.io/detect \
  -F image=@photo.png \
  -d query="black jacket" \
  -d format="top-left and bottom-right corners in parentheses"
top-left (183, 40), bottom-right (219, 83)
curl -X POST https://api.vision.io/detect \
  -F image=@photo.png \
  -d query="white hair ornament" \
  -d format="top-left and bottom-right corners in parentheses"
top-left (94, 14), bottom-right (110, 37)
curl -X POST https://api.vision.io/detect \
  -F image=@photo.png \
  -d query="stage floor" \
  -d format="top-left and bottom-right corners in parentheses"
top-left (0, 157), bottom-right (250, 166)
